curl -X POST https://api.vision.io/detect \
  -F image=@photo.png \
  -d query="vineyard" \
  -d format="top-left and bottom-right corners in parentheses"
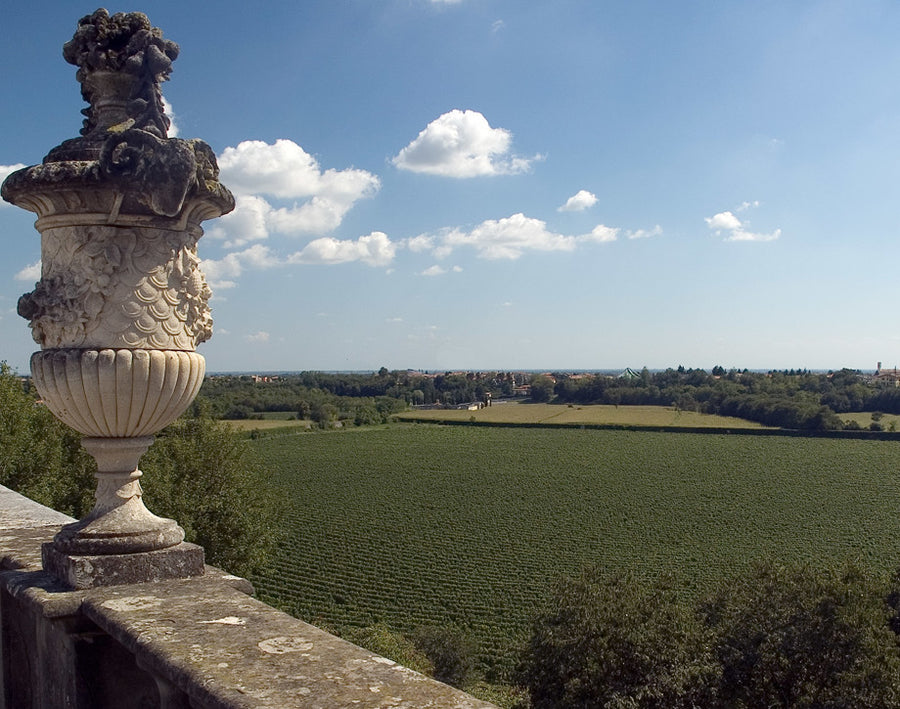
top-left (249, 424), bottom-right (900, 682)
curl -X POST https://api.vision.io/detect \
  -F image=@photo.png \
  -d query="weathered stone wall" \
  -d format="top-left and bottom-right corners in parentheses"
top-left (0, 486), bottom-right (496, 708)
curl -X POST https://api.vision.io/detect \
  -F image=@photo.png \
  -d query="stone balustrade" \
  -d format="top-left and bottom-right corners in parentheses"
top-left (0, 485), bottom-right (496, 708)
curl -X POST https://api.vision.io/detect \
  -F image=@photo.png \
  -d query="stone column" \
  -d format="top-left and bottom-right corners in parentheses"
top-left (1, 10), bottom-right (234, 589)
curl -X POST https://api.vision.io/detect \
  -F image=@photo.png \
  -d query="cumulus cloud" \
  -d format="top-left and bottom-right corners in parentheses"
top-left (201, 244), bottom-right (278, 290)
top-left (201, 232), bottom-right (397, 289)
top-left (161, 97), bottom-right (178, 137)
top-left (705, 211), bottom-right (742, 231)
top-left (392, 110), bottom-right (537, 178)
top-left (412, 214), bottom-right (658, 260)
top-left (441, 213), bottom-right (575, 259)
top-left (706, 208), bottom-right (780, 242)
top-left (287, 232), bottom-right (396, 267)
top-left (14, 261), bottom-right (41, 282)
top-left (246, 331), bottom-right (270, 343)
top-left (209, 139), bottom-right (380, 246)
top-left (626, 225), bottom-right (663, 240)
top-left (580, 225), bottom-right (619, 243)
top-left (421, 264), bottom-right (462, 276)
top-left (407, 234), bottom-right (435, 253)
top-left (558, 190), bottom-right (598, 212)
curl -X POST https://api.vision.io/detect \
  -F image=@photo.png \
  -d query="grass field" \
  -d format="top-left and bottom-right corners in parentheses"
top-left (249, 424), bottom-right (900, 686)
top-left (397, 402), bottom-right (770, 428)
top-left (840, 411), bottom-right (900, 430)
top-left (229, 418), bottom-right (312, 431)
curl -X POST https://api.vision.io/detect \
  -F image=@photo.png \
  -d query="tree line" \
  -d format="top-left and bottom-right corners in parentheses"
top-left (198, 369), bottom-right (529, 424)
top-left (549, 366), bottom-right (897, 431)
top-left (201, 366), bottom-right (897, 431)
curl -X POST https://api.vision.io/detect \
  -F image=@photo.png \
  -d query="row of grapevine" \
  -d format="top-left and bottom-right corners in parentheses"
top-left (250, 425), bottom-right (900, 679)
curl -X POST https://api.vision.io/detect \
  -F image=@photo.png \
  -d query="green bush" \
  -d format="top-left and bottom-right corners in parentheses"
top-left (0, 362), bottom-right (95, 517)
top-left (518, 568), bottom-right (716, 708)
top-left (141, 403), bottom-right (279, 578)
top-left (413, 625), bottom-right (475, 688)
top-left (702, 561), bottom-right (900, 708)
top-left (519, 562), bottom-right (900, 708)
top-left (0, 363), bottom-right (276, 579)
top-left (344, 623), bottom-right (434, 676)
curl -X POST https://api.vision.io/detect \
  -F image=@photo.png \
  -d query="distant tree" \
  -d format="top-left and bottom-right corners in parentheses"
top-left (311, 402), bottom-right (339, 428)
top-left (529, 375), bottom-right (555, 403)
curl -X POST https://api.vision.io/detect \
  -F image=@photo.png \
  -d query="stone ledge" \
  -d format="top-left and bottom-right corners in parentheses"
top-left (0, 485), bottom-right (74, 531)
top-left (82, 575), bottom-right (496, 708)
top-left (0, 484), bottom-right (497, 708)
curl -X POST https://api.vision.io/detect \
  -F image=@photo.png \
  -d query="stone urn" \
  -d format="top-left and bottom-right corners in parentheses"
top-left (1, 10), bottom-right (234, 587)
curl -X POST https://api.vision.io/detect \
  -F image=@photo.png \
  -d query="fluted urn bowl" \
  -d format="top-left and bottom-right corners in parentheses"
top-left (31, 348), bottom-right (205, 437)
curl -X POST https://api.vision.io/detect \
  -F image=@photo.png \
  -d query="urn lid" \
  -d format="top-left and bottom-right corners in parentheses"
top-left (0, 9), bottom-right (233, 223)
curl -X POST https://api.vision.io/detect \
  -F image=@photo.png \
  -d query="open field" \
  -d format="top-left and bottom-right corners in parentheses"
top-left (397, 402), bottom-right (771, 428)
top-left (841, 411), bottom-right (900, 430)
top-left (249, 424), bottom-right (900, 682)
top-left (228, 418), bottom-right (312, 432)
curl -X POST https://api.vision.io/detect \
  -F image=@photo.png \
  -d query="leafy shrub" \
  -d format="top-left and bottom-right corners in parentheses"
top-left (519, 562), bottom-right (900, 708)
top-left (518, 568), bottom-right (717, 708)
top-left (413, 625), bottom-right (475, 688)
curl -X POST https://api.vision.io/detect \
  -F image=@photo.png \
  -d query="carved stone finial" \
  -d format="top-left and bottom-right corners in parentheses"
top-left (0, 10), bottom-right (233, 582)
top-left (63, 8), bottom-right (179, 141)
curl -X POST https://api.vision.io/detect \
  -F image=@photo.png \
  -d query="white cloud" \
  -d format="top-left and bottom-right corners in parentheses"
top-left (201, 244), bottom-right (278, 290)
top-left (626, 225), bottom-right (662, 240)
top-left (705, 209), bottom-right (780, 242)
top-left (287, 231), bottom-right (396, 267)
top-left (728, 227), bottom-right (781, 242)
top-left (442, 213), bottom-right (575, 259)
top-left (407, 234), bottom-right (435, 253)
top-left (737, 200), bottom-right (760, 212)
top-left (414, 214), bottom-right (657, 260)
top-left (207, 195), bottom-right (271, 248)
top-left (392, 110), bottom-right (537, 178)
top-left (209, 139), bottom-right (380, 245)
top-left (580, 225), bottom-right (619, 243)
top-left (161, 97), bottom-right (178, 138)
top-left (705, 211), bottom-right (742, 231)
top-left (14, 261), bottom-right (41, 282)
top-left (422, 265), bottom-right (447, 276)
top-left (558, 189), bottom-right (598, 212)
top-left (491, 19), bottom-right (505, 33)
top-left (246, 331), bottom-right (270, 343)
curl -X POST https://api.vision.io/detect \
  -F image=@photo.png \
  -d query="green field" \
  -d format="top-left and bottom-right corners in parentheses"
top-left (397, 402), bottom-right (769, 428)
top-left (250, 424), bottom-right (900, 684)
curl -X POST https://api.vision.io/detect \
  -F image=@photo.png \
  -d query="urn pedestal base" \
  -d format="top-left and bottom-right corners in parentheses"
top-left (42, 541), bottom-right (205, 590)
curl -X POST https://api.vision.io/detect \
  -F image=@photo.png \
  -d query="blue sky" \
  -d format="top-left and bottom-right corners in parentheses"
top-left (2, 1), bottom-right (899, 373)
